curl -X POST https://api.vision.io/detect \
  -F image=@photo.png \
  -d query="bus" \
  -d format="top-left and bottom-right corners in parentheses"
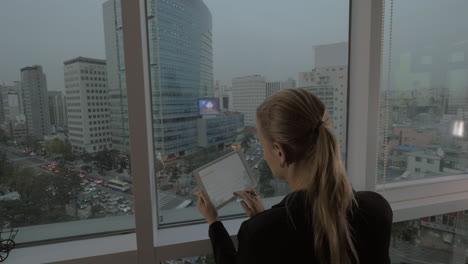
top-left (107, 179), bottom-right (130, 192)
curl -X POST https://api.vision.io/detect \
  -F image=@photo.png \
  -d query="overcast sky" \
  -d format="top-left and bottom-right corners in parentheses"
top-left (0, 0), bottom-right (349, 91)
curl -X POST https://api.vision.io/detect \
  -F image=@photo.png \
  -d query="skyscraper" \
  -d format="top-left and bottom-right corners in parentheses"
top-left (20, 65), bottom-right (51, 138)
top-left (48, 91), bottom-right (68, 131)
top-left (63, 57), bottom-right (111, 153)
top-left (103, 0), bottom-right (129, 153)
top-left (298, 66), bottom-right (348, 148)
top-left (266, 81), bottom-right (281, 98)
top-left (104, 0), bottom-right (213, 159)
top-left (232, 75), bottom-right (266, 127)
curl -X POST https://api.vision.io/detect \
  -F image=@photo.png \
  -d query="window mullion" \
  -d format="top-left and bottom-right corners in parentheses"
top-left (121, 0), bottom-right (158, 263)
top-left (347, 0), bottom-right (384, 191)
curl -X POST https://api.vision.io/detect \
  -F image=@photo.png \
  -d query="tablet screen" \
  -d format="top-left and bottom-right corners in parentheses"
top-left (194, 151), bottom-right (256, 209)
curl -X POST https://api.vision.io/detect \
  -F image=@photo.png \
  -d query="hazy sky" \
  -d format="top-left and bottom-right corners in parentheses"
top-left (0, 0), bottom-right (349, 91)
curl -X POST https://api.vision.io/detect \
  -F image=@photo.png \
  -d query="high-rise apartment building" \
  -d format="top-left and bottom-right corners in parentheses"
top-left (48, 91), bottom-right (68, 131)
top-left (104, 0), bottom-right (213, 158)
top-left (314, 42), bottom-right (348, 69)
top-left (103, 0), bottom-right (129, 153)
top-left (282, 78), bottom-right (296, 90)
top-left (1, 84), bottom-right (22, 122)
top-left (232, 75), bottom-right (266, 127)
top-left (266, 81), bottom-right (281, 98)
top-left (20, 65), bottom-right (51, 138)
top-left (298, 66), bottom-right (348, 148)
top-left (64, 57), bottom-right (111, 153)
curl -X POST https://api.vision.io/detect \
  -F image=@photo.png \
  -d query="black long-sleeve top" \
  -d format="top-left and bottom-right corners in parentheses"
top-left (209, 191), bottom-right (393, 264)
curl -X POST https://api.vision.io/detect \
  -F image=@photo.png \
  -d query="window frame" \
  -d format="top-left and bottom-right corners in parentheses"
top-left (8, 0), bottom-right (468, 263)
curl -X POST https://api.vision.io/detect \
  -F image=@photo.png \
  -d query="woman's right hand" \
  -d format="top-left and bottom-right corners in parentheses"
top-left (234, 188), bottom-right (265, 217)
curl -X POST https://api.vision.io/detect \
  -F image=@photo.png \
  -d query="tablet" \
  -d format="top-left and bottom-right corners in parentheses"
top-left (193, 150), bottom-right (257, 210)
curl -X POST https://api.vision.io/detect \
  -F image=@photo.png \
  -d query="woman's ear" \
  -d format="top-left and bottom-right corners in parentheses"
top-left (273, 142), bottom-right (287, 165)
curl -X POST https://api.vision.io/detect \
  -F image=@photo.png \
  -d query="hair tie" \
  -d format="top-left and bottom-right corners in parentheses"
top-left (315, 119), bottom-right (328, 131)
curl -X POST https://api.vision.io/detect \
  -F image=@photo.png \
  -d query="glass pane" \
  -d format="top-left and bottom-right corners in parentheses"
top-left (143, 0), bottom-right (349, 226)
top-left (378, 0), bottom-right (468, 184)
top-left (391, 210), bottom-right (468, 263)
top-left (0, 0), bottom-right (135, 244)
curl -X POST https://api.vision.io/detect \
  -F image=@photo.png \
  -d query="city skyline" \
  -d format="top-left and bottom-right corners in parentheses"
top-left (0, 0), bottom-right (348, 90)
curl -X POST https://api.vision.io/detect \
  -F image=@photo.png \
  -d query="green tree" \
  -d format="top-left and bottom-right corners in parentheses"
top-left (391, 221), bottom-right (416, 248)
top-left (184, 147), bottom-right (230, 173)
top-left (0, 128), bottom-right (11, 143)
top-left (241, 133), bottom-right (255, 152)
top-left (0, 152), bottom-right (15, 188)
top-left (45, 138), bottom-right (75, 161)
top-left (80, 151), bottom-right (94, 163)
top-left (21, 136), bottom-right (42, 152)
top-left (90, 204), bottom-right (105, 218)
top-left (94, 149), bottom-right (119, 171)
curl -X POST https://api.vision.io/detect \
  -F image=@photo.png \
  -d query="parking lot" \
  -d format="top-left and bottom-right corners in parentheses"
top-left (76, 181), bottom-right (134, 218)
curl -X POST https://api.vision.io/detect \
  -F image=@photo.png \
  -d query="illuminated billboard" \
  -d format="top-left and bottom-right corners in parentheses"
top-left (198, 98), bottom-right (220, 115)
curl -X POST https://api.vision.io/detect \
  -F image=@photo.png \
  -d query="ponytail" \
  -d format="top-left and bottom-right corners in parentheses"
top-left (306, 122), bottom-right (358, 264)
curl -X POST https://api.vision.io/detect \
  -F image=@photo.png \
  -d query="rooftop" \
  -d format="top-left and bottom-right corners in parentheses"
top-left (64, 56), bottom-right (106, 66)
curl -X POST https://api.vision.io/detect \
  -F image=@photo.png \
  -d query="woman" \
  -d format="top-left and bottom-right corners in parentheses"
top-left (196, 88), bottom-right (392, 264)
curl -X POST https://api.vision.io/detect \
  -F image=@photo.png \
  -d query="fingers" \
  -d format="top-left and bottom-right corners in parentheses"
top-left (246, 188), bottom-right (259, 197)
top-left (241, 200), bottom-right (254, 217)
top-left (234, 191), bottom-right (253, 203)
top-left (196, 192), bottom-right (205, 207)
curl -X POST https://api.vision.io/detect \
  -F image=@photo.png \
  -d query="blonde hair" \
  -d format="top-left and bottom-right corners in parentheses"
top-left (256, 88), bottom-right (358, 264)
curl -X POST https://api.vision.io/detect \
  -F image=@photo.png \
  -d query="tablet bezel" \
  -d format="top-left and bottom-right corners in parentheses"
top-left (192, 150), bottom-right (257, 210)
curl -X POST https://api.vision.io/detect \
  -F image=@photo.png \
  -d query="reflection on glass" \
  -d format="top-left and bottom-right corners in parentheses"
top-left (390, 210), bottom-right (468, 263)
top-left (141, 0), bottom-right (349, 226)
top-left (0, 0), bottom-right (135, 244)
top-left (378, 0), bottom-right (468, 184)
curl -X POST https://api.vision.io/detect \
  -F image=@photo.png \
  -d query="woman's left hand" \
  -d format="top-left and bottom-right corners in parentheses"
top-left (195, 190), bottom-right (219, 225)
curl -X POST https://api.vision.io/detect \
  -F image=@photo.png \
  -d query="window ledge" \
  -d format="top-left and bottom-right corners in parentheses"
top-left (378, 174), bottom-right (468, 222)
top-left (7, 233), bottom-right (137, 264)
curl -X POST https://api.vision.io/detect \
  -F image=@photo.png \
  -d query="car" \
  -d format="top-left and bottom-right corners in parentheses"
top-left (254, 164), bottom-right (259, 169)
top-left (89, 183), bottom-right (97, 187)
top-left (119, 205), bottom-right (131, 213)
top-left (87, 178), bottom-right (95, 182)
top-left (92, 195), bottom-right (99, 199)
top-left (96, 180), bottom-right (103, 184)
top-left (246, 155), bottom-right (251, 160)
top-left (108, 208), bottom-right (119, 214)
top-left (79, 204), bottom-right (88, 210)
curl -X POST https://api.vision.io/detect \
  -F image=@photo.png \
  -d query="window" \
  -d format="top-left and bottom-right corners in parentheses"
top-left (146, 0), bottom-right (350, 226)
top-left (0, 0), bottom-right (134, 245)
top-left (391, 210), bottom-right (467, 263)
top-left (377, 0), bottom-right (468, 185)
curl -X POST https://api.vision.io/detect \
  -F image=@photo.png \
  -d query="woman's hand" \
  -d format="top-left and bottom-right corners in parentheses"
top-left (234, 188), bottom-right (265, 217)
top-left (195, 190), bottom-right (219, 225)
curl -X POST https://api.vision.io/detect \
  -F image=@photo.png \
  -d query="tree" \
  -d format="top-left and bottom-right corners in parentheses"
top-left (391, 221), bottom-right (416, 248)
top-left (241, 133), bottom-right (255, 152)
top-left (90, 204), bottom-right (105, 218)
top-left (80, 151), bottom-right (93, 163)
top-left (0, 152), bottom-right (15, 188)
top-left (184, 147), bottom-right (230, 173)
top-left (21, 136), bottom-right (42, 152)
top-left (45, 138), bottom-right (75, 161)
top-left (0, 128), bottom-right (11, 143)
top-left (94, 149), bottom-right (119, 171)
